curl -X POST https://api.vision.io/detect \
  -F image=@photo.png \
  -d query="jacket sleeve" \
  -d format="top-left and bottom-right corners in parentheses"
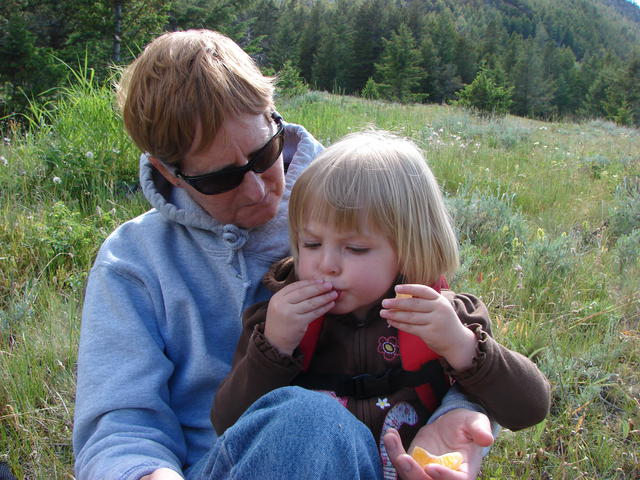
top-left (211, 304), bottom-right (304, 435)
top-left (73, 264), bottom-right (185, 480)
top-left (443, 291), bottom-right (551, 431)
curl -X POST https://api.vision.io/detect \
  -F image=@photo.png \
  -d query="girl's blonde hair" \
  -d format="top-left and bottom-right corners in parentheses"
top-left (116, 29), bottom-right (274, 165)
top-left (289, 130), bottom-right (459, 285)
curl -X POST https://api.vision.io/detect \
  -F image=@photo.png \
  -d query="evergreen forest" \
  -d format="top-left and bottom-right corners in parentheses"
top-left (2, 0), bottom-right (640, 126)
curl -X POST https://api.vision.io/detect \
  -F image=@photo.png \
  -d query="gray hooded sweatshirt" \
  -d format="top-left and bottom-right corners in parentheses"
top-left (73, 122), bottom-right (323, 480)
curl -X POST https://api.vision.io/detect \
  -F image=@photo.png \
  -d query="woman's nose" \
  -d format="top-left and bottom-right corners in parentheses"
top-left (240, 170), bottom-right (266, 201)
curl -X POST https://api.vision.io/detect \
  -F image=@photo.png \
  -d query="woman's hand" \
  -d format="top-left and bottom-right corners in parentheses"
top-left (264, 280), bottom-right (336, 355)
top-left (140, 467), bottom-right (184, 480)
top-left (384, 409), bottom-right (494, 480)
top-left (380, 285), bottom-right (476, 370)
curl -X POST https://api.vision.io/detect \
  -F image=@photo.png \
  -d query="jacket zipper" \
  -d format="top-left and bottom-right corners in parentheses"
top-left (354, 319), bottom-right (370, 427)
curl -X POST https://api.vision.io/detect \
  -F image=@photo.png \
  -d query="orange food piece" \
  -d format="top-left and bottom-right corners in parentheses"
top-left (395, 293), bottom-right (412, 298)
top-left (410, 446), bottom-right (463, 471)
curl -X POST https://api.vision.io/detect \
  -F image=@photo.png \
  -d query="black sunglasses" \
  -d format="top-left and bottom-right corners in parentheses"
top-left (175, 112), bottom-right (285, 195)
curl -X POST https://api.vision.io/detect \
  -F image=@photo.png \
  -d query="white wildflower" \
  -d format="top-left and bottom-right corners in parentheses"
top-left (53, 176), bottom-right (62, 184)
top-left (3, 137), bottom-right (10, 144)
top-left (376, 398), bottom-right (391, 409)
top-left (86, 151), bottom-right (94, 159)
top-left (1, 156), bottom-right (7, 166)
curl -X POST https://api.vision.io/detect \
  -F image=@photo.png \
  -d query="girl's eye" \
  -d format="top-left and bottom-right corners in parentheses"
top-left (302, 241), bottom-right (321, 249)
top-left (348, 247), bottom-right (370, 254)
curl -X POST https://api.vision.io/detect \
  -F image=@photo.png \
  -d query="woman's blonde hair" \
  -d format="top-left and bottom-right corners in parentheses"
top-left (116, 29), bottom-right (274, 164)
top-left (289, 130), bottom-right (459, 285)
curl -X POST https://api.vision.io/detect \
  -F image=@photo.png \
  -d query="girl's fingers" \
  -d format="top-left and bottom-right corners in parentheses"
top-left (301, 300), bottom-right (336, 321)
top-left (381, 297), bottom-right (435, 314)
top-left (394, 284), bottom-right (440, 300)
top-left (280, 280), bottom-right (334, 304)
top-left (380, 308), bottom-right (431, 324)
top-left (295, 290), bottom-right (338, 315)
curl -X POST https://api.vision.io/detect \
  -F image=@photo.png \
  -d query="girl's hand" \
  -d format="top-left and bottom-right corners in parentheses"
top-left (264, 280), bottom-right (337, 355)
top-left (384, 409), bottom-right (493, 480)
top-left (380, 284), bottom-right (476, 370)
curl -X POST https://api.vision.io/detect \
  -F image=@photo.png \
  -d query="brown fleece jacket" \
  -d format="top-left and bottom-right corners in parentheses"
top-left (212, 257), bottom-right (550, 448)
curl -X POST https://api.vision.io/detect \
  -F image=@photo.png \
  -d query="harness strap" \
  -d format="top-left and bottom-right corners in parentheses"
top-left (294, 359), bottom-right (448, 401)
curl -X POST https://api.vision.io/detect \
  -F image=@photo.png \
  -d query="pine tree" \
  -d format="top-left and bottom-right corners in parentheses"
top-left (419, 11), bottom-right (462, 103)
top-left (509, 36), bottom-right (555, 118)
top-left (311, 0), bottom-right (354, 93)
top-left (347, 0), bottom-right (391, 93)
top-left (266, 0), bottom-right (304, 70)
top-left (375, 23), bottom-right (425, 103)
top-left (454, 64), bottom-right (513, 117)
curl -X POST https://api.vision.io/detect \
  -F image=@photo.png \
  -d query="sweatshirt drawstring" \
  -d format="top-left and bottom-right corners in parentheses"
top-left (221, 224), bottom-right (251, 305)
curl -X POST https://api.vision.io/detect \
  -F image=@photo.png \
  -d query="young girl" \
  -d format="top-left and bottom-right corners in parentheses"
top-left (212, 130), bottom-right (550, 478)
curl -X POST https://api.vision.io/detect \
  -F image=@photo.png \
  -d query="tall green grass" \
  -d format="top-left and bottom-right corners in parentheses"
top-left (1, 83), bottom-right (638, 479)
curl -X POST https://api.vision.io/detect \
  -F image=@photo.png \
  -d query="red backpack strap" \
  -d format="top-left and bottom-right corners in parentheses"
top-left (399, 275), bottom-right (448, 410)
top-left (299, 316), bottom-right (325, 371)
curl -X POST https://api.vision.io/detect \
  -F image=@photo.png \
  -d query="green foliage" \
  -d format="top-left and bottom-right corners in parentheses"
top-left (361, 77), bottom-right (381, 100)
top-left (447, 190), bottom-right (526, 252)
top-left (508, 34), bottom-right (556, 118)
top-left (613, 228), bottom-right (640, 272)
top-left (519, 231), bottom-right (577, 308)
top-left (454, 65), bottom-right (513, 117)
top-left (419, 9), bottom-right (464, 104)
top-left (0, 0), bottom-right (168, 119)
top-left (0, 12), bottom-right (64, 117)
top-left (275, 60), bottom-right (309, 99)
top-left (609, 176), bottom-right (640, 238)
top-left (375, 23), bottom-right (426, 104)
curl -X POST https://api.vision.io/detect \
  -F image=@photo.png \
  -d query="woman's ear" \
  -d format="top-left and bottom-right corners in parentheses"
top-left (148, 156), bottom-right (182, 188)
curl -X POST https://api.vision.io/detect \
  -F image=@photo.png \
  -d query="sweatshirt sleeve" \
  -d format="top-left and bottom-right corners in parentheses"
top-left (443, 291), bottom-right (551, 431)
top-left (211, 304), bottom-right (304, 435)
top-left (73, 264), bottom-right (185, 480)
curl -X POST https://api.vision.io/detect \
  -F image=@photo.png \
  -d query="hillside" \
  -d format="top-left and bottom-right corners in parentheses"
top-left (603, 0), bottom-right (640, 23)
top-left (2, 0), bottom-right (640, 127)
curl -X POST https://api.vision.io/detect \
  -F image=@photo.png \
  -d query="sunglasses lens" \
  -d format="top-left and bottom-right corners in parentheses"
top-left (252, 129), bottom-right (284, 173)
top-left (190, 170), bottom-right (245, 195)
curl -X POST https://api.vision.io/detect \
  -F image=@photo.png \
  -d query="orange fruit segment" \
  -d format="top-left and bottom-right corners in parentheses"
top-left (410, 446), bottom-right (463, 471)
top-left (395, 293), bottom-right (412, 298)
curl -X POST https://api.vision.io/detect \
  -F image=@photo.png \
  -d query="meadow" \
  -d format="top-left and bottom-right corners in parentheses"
top-left (0, 77), bottom-right (638, 479)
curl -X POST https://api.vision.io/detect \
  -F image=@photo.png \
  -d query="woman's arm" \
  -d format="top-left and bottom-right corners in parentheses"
top-left (73, 264), bottom-right (185, 480)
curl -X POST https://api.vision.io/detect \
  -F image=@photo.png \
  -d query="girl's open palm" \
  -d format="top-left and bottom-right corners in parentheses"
top-left (384, 408), bottom-right (494, 480)
top-left (264, 280), bottom-right (336, 355)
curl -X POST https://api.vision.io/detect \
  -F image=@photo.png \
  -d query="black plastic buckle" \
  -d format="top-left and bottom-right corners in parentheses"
top-left (351, 370), bottom-right (392, 399)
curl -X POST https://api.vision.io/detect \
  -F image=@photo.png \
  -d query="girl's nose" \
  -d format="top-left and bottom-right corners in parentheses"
top-left (320, 251), bottom-right (341, 276)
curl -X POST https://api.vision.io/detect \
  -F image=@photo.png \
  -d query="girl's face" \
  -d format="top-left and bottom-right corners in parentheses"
top-left (296, 220), bottom-right (399, 320)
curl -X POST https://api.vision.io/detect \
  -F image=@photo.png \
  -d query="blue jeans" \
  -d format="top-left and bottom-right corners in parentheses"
top-left (188, 386), bottom-right (383, 479)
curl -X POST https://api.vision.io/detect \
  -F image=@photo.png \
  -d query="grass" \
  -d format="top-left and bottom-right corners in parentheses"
top-left (1, 83), bottom-right (639, 479)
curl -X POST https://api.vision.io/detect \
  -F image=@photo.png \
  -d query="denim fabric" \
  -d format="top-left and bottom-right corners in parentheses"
top-left (189, 387), bottom-right (383, 479)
